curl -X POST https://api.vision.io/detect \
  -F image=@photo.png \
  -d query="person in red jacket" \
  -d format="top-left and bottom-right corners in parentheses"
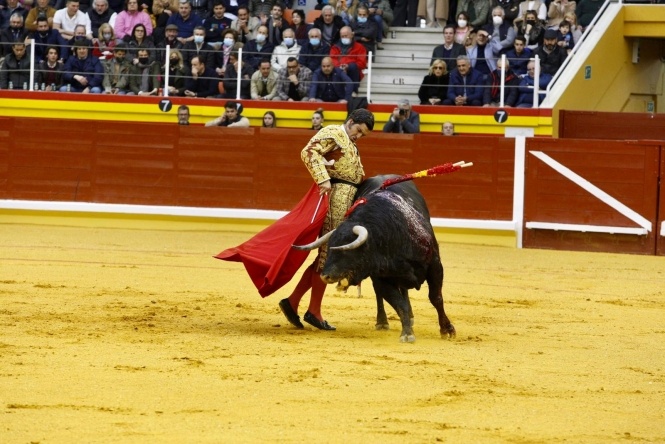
top-left (329, 26), bottom-right (367, 94)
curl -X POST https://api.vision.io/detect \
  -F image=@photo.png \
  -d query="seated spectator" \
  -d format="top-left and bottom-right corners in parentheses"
top-left (250, 58), bottom-right (278, 100)
top-left (204, 100), bottom-right (250, 127)
top-left (271, 28), bottom-right (301, 72)
top-left (298, 27), bottom-right (330, 74)
top-left (313, 5), bottom-right (344, 46)
top-left (124, 23), bottom-right (156, 64)
top-left (181, 25), bottom-right (215, 68)
top-left (311, 108), bottom-right (324, 130)
top-left (262, 110), bottom-right (277, 127)
top-left (1, 13), bottom-right (28, 59)
top-left (61, 40), bottom-right (104, 92)
top-left (456, 0), bottom-right (489, 28)
top-left (27, 16), bottom-right (59, 62)
top-left (152, 0), bottom-right (179, 45)
top-left (443, 54), bottom-right (484, 106)
top-left (575, 0), bottom-right (602, 30)
top-left (0, 42), bottom-right (30, 89)
top-left (351, 5), bottom-right (378, 55)
top-left (183, 54), bottom-right (218, 97)
top-left (382, 98), bottom-right (420, 134)
top-left (229, 6), bottom-right (259, 44)
top-left (156, 23), bottom-right (184, 64)
top-left (482, 57), bottom-right (520, 107)
top-left (547, 0), bottom-right (576, 30)
top-left (483, 6), bottom-right (515, 55)
top-left (556, 20), bottom-right (575, 54)
top-left (431, 25), bottom-right (466, 73)
top-left (515, 59), bottom-right (552, 107)
top-left (490, 0), bottom-right (520, 27)
top-left (60, 24), bottom-right (92, 63)
top-left (466, 29), bottom-right (499, 81)
top-left (130, 48), bottom-right (161, 94)
top-left (177, 104), bottom-right (190, 125)
top-left (329, 26), bottom-right (367, 93)
top-left (274, 56), bottom-right (311, 101)
top-left (114, 0), bottom-right (153, 40)
top-left (93, 23), bottom-right (117, 61)
top-left (204, 1), bottom-right (233, 49)
top-left (167, 1), bottom-right (205, 44)
top-left (103, 43), bottom-right (133, 93)
top-left (1, 0), bottom-right (27, 32)
top-left (308, 56), bottom-right (353, 103)
top-left (221, 50), bottom-right (252, 98)
top-left (25, 0), bottom-right (57, 33)
top-left (249, 0), bottom-right (273, 18)
top-left (453, 11), bottom-right (472, 46)
top-left (37, 46), bottom-right (66, 90)
top-left (214, 28), bottom-right (243, 77)
top-left (53, 0), bottom-right (93, 42)
top-left (563, 11), bottom-right (583, 43)
top-left (514, 0), bottom-right (547, 28)
top-left (365, 0), bottom-right (392, 50)
top-left (88, 0), bottom-right (118, 37)
top-left (163, 48), bottom-right (187, 95)
top-left (441, 121), bottom-right (455, 136)
top-left (418, 59), bottom-right (448, 105)
top-left (517, 9), bottom-right (543, 51)
top-left (243, 25), bottom-right (274, 71)
top-left (504, 34), bottom-right (531, 76)
top-left (536, 28), bottom-right (568, 75)
top-left (265, 3), bottom-right (289, 46)
top-left (289, 9), bottom-right (311, 47)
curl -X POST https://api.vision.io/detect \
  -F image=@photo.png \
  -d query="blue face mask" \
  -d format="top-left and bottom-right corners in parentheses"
top-left (223, 37), bottom-right (234, 47)
top-left (283, 37), bottom-right (294, 46)
top-left (341, 37), bottom-right (351, 46)
top-left (256, 34), bottom-right (266, 43)
top-left (309, 37), bottom-right (320, 46)
top-left (194, 35), bottom-right (204, 44)
top-left (357, 17), bottom-right (367, 24)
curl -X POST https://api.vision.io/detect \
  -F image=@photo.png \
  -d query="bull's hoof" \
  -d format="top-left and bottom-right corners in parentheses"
top-left (440, 324), bottom-right (456, 339)
top-left (375, 322), bottom-right (390, 331)
top-left (399, 333), bottom-right (416, 343)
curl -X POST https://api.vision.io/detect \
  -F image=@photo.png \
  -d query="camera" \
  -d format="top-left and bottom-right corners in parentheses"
top-left (399, 109), bottom-right (406, 116)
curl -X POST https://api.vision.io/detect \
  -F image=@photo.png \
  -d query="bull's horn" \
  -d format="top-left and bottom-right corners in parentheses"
top-left (292, 230), bottom-right (335, 250)
top-left (330, 226), bottom-right (368, 250)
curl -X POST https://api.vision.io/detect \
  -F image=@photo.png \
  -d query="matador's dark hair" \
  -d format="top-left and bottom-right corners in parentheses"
top-left (347, 108), bottom-right (374, 131)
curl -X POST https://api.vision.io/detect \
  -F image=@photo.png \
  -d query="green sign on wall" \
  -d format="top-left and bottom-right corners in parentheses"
top-left (584, 66), bottom-right (591, 80)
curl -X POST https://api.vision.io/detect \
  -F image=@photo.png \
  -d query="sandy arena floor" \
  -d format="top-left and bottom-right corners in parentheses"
top-left (1, 213), bottom-right (664, 443)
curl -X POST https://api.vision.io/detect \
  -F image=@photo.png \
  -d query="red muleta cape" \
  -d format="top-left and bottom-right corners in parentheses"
top-left (214, 183), bottom-right (329, 297)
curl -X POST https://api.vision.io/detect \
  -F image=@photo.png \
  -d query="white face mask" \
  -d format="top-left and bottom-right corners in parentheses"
top-left (340, 37), bottom-right (351, 45)
top-left (492, 16), bottom-right (503, 26)
top-left (283, 37), bottom-right (294, 46)
top-left (256, 34), bottom-right (266, 43)
top-left (194, 35), bottom-right (204, 44)
top-left (457, 19), bottom-right (467, 27)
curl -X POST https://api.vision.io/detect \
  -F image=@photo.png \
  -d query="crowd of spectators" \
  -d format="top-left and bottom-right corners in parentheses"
top-left (0, 0), bottom-right (606, 112)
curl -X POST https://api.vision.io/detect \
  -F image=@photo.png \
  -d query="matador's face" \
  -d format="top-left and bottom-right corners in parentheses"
top-left (344, 120), bottom-right (370, 142)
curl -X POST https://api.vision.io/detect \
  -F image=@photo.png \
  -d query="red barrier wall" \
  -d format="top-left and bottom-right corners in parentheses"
top-left (559, 110), bottom-right (665, 140)
top-left (523, 139), bottom-right (661, 255)
top-left (659, 152), bottom-right (665, 256)
top-left (0, 117), bottom-right (514, 222)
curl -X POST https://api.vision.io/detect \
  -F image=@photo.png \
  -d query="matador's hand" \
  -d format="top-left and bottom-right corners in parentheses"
top-left (318, 180), bottom-right (331, 196)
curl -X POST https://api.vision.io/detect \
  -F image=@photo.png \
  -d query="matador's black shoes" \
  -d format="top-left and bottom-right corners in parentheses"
top-left (279, 298), bottom-right (304, 329)
top-left (304, 311), bottom-right (336, 331)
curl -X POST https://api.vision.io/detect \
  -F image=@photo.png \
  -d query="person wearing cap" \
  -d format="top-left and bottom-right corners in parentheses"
top-left (157, 23), bottom-right (184, 62)
top-left (61, 39), bottom-right (104, 92)
top-left (383, 99), bottom-right (420, 133)
top-left (536, 27), bottom-right (568, 76)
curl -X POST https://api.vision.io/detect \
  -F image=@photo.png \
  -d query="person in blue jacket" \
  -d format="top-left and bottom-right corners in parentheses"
top-left (515, 60), bottom-right (553, 108)
top-left (308, 56), bottom-right (353, 103)
top-left (443, 55), bottom-right (484, 106)
top-left (60, 40), bottom-right (104, 92)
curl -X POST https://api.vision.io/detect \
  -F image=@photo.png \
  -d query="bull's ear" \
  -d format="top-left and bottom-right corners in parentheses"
top-left (330, 225), bottom-right (367, 250)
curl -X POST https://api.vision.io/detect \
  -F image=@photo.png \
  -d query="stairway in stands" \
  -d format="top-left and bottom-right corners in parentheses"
top-left (359, 27), bottom-right (442, 105)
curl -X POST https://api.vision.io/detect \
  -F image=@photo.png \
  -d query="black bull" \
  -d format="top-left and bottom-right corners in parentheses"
top-left (296, 175), bottom-right (456, 342)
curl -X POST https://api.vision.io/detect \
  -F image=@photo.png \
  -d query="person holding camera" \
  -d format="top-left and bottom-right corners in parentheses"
top-left (382, 99), bottom-right (420, 134)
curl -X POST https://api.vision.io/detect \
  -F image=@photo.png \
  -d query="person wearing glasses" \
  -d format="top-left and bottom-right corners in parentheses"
top-left (418, 59), bottom-right (449, 105)
top-left (443, 54), bottom-right (483, 106)
top-left (114, 0), bottom-right (153, 40)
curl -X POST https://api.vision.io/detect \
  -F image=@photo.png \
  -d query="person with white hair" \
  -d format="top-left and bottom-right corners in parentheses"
top-left (382, 99), bottom-right (421, 133)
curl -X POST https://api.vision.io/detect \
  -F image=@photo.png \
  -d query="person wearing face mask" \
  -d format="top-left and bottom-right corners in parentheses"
top-left (27, 16), bottom-right (59, 62)
top-left (129, 47), bottom-right (161, 94)
top-left (350, 5), bottom-right (378, 55)
top-left (298, 27), bottom-right (330, 73)
top-left (270, 27), bottom-right (300, 72)
top-left (453, 11), bottom-right (471, 46)
top-left (482, 5), bottom-right (514, 54)
top-left (242, 24), bottom-right (274, 71)
top-left (0, 0), bottom-right (27, 33)
top-left (518, 10), bottom-right (543, 50)
top-left (102, 44), bottom-right (133, 93)
top-left (124, 23), bottom-right (156, 65)
top-left (214, 28), bottom-right (241, 77)
top-left (329, 25), bottom-right (367, 94)
top-left (162, 48), bottom-right (187, 95)
top-left (60, 23), bottom-right (92, 61)
top-left (0, 13), bottom-right (28, 59)
top-left (25, 0), bottom-right (57, 32)
top-left (456, 0), bottom-right (489, 28)
top-left (535, 28), bottom-right (567, 75)
top-left (181, 25), bottom-right (215, 69)
top-left (513, 0), bottom-right (546, 29)
top-left (93, 23), bottom-right (117, 60)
